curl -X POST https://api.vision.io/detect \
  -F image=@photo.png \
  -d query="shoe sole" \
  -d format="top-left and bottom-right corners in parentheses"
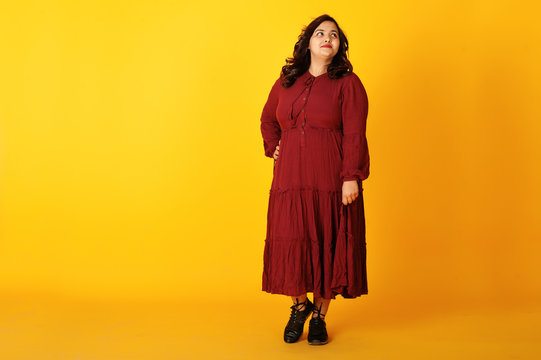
top-left (308, 340), bottom-right (328, 345)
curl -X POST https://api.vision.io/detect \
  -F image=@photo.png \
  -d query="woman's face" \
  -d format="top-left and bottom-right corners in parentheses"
top-left (308, 20), bottom-right (340, 61)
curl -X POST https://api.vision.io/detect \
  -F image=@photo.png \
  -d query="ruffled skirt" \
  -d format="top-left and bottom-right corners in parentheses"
top-left (262, 126), bottom-right (368, 299)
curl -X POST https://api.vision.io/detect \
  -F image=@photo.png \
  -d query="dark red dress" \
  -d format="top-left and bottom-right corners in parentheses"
top-left (260, 69), bottom-right (370, 299)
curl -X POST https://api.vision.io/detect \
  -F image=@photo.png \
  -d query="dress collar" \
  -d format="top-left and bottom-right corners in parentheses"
top-left (302, 69), bottom-right (328, 86)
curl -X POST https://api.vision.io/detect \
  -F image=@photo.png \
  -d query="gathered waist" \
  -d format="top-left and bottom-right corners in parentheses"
top-left (282, 124), bottom-right (342, 133)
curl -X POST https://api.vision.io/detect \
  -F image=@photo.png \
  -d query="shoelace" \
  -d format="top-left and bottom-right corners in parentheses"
top-left (312, 302), bottom-right (326, 320)
top-left (288, 298), bottom-right (309, 324)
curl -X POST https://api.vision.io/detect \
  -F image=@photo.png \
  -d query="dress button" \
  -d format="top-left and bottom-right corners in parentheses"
top-left (301, 109), bottom-right (304, 112)
top-left (301, 130), bottom-right (304, 134)
top-left (302, 97), bottom-right (306, 100)
top-left (302, 122), bottom-right (305, 125)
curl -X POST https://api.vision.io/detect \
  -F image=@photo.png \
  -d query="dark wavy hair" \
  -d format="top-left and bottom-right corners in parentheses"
top-left (280, 14), bottom-right (353, 88)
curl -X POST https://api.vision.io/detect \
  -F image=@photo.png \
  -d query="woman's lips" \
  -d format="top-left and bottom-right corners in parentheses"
top-left (321, 45), bottom-right (332, 48)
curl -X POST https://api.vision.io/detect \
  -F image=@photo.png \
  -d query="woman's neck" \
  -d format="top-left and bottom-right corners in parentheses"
top-left (308, 61), bottom-right (330, 77)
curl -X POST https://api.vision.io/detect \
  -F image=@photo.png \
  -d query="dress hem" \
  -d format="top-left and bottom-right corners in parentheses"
top-left (261, 287), bottom-right (367, 300)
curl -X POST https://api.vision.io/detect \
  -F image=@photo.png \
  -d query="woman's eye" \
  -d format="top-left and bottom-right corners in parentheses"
top-left (316, 31), bottom-right (337, 37)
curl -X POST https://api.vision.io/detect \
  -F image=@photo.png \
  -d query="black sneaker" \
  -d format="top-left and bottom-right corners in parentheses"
top-left (284, 297), bottom-right (314, 343)
top-left (307, 303), bottom-right (328, 345)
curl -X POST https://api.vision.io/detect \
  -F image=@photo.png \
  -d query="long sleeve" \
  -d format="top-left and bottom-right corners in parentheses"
top-left (260, 77), bottom-right (282, 158)
top-left (340, 73), bottom-right (370, 182)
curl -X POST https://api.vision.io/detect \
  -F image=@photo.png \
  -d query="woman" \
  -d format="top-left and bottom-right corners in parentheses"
top-left (260, 14), bottom-right (370, 345)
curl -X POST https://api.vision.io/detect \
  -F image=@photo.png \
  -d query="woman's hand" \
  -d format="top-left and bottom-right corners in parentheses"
top-left (342, 180), bottom-right (359, 205)
top-left (273, 139), bottom-right (281, 160)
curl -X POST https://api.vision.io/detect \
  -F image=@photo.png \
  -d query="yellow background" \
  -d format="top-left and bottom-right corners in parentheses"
top-left (1, 0), bottom-right (540, 358)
